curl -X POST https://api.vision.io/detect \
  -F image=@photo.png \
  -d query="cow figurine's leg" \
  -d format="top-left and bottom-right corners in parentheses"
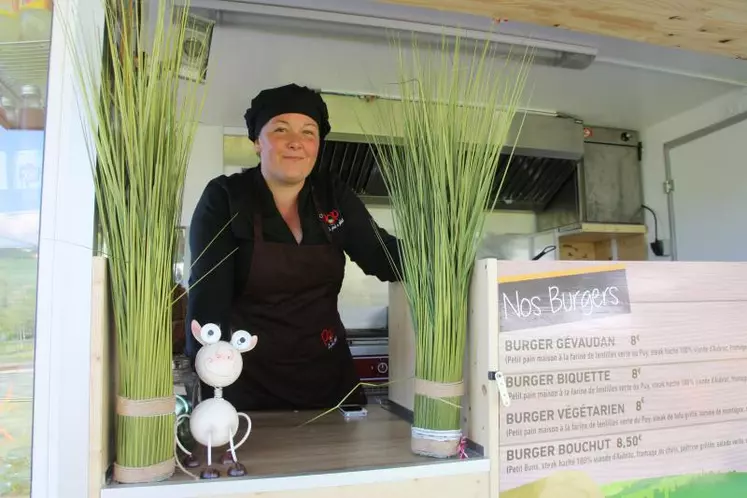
top-left (176, 414), bottom-right (201, 468)
top-left (183, 454), bottom-right (200, 468)
top-left (226, 427), bottom-right (247, 477)
top-left (200, 432), bottom-right (220, 479)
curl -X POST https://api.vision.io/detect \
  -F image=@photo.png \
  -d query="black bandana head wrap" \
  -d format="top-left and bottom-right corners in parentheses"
top-left (243, 84), bottom-right (331, 141)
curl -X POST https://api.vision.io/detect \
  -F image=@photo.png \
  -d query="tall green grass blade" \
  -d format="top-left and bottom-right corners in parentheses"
top-left (366, 33), bottom-right (533, 451)
top-left (60, 0), bottom-right (211, 480)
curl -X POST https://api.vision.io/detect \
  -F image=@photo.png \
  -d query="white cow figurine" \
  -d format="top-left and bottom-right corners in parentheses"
top-left (175, 320), bottom-right (258, 479)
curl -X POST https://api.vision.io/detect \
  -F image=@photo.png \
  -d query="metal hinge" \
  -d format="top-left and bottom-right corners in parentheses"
top-left (488, 371), bottom-right (511, 407)
top-left (663, 179), bottom-right (675, 194)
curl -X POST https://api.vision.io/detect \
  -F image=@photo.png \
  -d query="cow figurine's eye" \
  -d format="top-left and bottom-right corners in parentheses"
top-left (231, 330), bottom-right (257, 352)
top-left (200, 323), bottom-right (222, 345)
top-left (231, 330), bottom-right (257, 353)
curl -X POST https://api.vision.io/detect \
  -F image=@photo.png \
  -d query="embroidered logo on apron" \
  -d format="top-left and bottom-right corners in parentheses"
top-left (319, 210), bottom-right (345, 232)
top-left (320, 328), bottom-right (338, 349)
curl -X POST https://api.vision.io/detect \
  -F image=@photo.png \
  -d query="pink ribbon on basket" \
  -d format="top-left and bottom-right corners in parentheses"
top-left (458, 437), bottom-right (469, 459)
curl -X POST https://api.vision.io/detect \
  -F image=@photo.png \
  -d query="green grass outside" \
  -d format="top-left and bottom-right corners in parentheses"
top-left (0, 248), bottom-right (37, 497)
top-left (0, 401), bottom-right (32, 497)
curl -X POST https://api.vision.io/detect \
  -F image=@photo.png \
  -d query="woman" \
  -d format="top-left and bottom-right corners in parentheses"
top-left (186, 83), bottom-right (402, 412)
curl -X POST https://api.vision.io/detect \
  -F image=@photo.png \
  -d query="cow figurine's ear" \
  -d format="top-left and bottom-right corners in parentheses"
top-left (191, 320), bottom-right (222, 346)
top-left (231, 330), bottom-right (258, 353)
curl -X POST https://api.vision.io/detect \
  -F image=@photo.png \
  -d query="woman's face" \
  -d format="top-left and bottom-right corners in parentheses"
top-left (255, 113), bottom-right (320, 186)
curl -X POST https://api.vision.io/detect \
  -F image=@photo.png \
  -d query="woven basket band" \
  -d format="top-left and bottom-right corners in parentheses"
top-left (113, 459), bottom-right (174, 484)
top-left (116, 395), bottom-right (175, 417)
top-left (414, 378), bottom-right (464, 399)
top-left (411, 427), bottom-right (462, 458)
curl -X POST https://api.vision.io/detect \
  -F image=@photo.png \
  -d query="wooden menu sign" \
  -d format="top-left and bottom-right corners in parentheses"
top-left (495, 262), bottom-right (747, 498)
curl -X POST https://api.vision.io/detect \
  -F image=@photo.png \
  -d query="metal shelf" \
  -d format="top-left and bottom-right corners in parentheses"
top-left (0, 40), bottom-right (52, 103)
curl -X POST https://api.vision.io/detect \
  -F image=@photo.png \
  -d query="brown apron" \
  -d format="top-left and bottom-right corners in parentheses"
top-left (221, 185), bottom-right (365, 411)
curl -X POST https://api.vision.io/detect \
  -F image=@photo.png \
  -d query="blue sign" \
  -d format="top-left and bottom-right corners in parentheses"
top-left (0, 129), bottom-right (45, 214)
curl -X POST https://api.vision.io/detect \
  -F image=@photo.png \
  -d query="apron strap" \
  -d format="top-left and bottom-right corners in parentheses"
top-left (245, 174), bottom-right (264, 241)
top-left (252, 212), bottom-right (264, 241)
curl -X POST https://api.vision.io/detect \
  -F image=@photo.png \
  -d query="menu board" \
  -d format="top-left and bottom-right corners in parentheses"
top-left (497, 264), bottom-right (747, 498)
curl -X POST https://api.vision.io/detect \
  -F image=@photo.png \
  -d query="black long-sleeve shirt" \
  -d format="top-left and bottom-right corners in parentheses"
top-left (185, 167), bottom-right (402, 357)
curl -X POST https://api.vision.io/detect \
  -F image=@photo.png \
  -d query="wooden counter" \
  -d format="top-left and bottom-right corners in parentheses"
top-left (101, 403), bottom-right (489, 498)
top-left (90, 257), bottom-right (489, 498)
top-left (171, 402), bottom-right (443, 481)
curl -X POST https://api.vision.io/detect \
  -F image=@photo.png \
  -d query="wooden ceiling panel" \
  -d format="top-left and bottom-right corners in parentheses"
top-left (381, 0), bottom-right (747, 60)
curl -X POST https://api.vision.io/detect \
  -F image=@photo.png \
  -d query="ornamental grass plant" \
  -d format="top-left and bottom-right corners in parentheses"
top-left (367, 35), bottom-right (532, 457)
top-left (63, 0), bottom-right (210, 482)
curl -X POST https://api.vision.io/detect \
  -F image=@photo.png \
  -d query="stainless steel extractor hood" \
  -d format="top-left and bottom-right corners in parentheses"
top-left (318, 112), bottom-right (584, 212)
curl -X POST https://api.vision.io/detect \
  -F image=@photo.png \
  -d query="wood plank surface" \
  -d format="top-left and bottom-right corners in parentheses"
top-left (89, 257), bottom-right (115, 498)
top-left (210, 472), bottom-right (490, 498)
top-left (170, 404), bottom-right (459, 482)
top-left (382, 0), bottom-right (747, 60)
top-left (388, 283), bottom-right (415, 412)
top-left (495, 261), bottom-right (747, 302)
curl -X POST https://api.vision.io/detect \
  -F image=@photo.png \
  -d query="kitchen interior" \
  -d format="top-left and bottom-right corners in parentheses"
top-left (168, 0), bottom-right (747, 403)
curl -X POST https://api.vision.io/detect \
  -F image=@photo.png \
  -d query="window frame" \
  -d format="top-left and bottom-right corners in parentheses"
top-left (31, 0), bottom-right (105, 495)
